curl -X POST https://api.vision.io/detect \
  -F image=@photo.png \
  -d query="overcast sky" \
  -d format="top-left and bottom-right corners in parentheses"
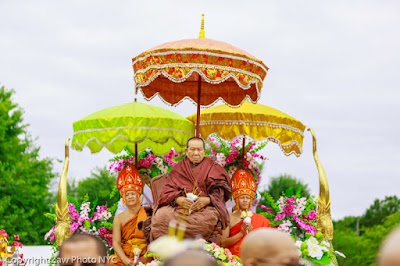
top-left (1, 1), bottom-right (399, 220)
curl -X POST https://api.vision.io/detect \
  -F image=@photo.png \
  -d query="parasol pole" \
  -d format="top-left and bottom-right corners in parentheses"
top-left (196, 14), bottom-right (206, 138)
top-left (241, 135), bottom-right (246, 165)
top-left (134, 95), bottom-right (138, 168)
top-left (196, 76), bottom-right (201, 137)
top-left (135, 143), bottom-right (138, 169)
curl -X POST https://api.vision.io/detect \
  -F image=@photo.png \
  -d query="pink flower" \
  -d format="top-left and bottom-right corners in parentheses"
top-left (286, 196), bottom-right (296, 204)
top-left (70, 222), bottom-right (81, 234)
top-left (283, 204), bottom-right (294, 216)
top-left (13, 241), bottom-right (23, 248)
top-left (68, 204), bottom-right (80, 220)
top-left (14, 234), bottom-right (20, 241)
top-left (304, 223), bottom-right (317, 235)
top-left (257, 204), bottom-right (274, 213)
top-left (293, 216), bottom-right (316, 235)
top-left (303, 210), bottom-right (317, 221)
top-left (293, 216), bottom-right (306, 229)
top-left (44, 226), bottom-right (56, 242)
top-left (274, 212), bottom-right (286, 221)
top-left (211, 242), bottom-right (219, 249)
top-left (0, 230), bottom-right (8, 238)
top-left (224, 248), bottom-right (233, 260)
top-left (248, 142), bottom-right (256, 152)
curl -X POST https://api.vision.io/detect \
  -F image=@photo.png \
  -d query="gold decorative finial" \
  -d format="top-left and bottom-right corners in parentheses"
top-left (55, 138), bottom-right (71, 246)
top-left (308, 128), bottom-right (339, 265)
top-left (198, 14), bottom-right (205, 38)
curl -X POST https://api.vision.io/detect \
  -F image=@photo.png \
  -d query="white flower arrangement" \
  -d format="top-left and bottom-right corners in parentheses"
top-left (240, 210), bottom-right (253, 224)
top-left (186, 193), bottom-right (198, 202)
top-left (294, 232), bottom-right (333, 265)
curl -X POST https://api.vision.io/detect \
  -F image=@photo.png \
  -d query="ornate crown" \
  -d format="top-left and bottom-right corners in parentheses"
top-left (231, 168), bottom-right (256, 200)
top-left (116, 164), bottom-right (143, 196)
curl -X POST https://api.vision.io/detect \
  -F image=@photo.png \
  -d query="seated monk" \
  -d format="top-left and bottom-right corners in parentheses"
top-left (110, 164), bottom-right (149, 266)
top-left (151, 137), bottom-right (232, 241)
top-left (221, 169), bottom-right (270, 257)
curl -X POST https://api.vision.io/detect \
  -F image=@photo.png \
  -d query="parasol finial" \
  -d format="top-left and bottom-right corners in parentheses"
top-left (198, 14), bottom-right (205, 38)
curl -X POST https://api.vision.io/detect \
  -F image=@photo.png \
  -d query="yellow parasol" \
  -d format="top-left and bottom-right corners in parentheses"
top-left (132, 14), bottom-right (268, 136)
top-left (187, 102), bottom-right (306, 156)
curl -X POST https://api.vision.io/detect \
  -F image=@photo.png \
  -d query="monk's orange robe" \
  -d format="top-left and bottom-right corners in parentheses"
top-left (110, 207), bottom-right (148, 266)
top-left (227, 213), bottom-right (270, 257)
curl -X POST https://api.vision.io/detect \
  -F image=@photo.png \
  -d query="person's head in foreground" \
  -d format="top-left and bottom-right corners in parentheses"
top-left (59, 233), bottom-right (108, 266)
top-left (163, 249), bottom-right (218, 266)
top-left (240, 228), bottom-right (300, 266)
top-left (377, 226), bottom-right (400, 266)
top-left (186, 137), bottom-right (206, 164)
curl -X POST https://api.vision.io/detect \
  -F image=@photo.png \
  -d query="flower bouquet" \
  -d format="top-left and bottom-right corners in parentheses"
top-left (258, 189), bottom-right (340, 265)
top-left (206, 134), bottom-right (267, 185)
top-left (109, 147), bottom-right (184, 177)
top-left (0, 230), bottom-right (25, 266)
top-left (141, 238), bottom-right (242, 266)
top-left (296, 233), bottom-right (333, 265)
top-left (240, 210), bottom-right (253, 234)
top-left (199, 239), bottom-right (242, 266)
top-left (45, 195), bottom-right (114, 256)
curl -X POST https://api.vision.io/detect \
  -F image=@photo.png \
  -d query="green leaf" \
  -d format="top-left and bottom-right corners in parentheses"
top-left (308, 254), bottom-right (332, 265)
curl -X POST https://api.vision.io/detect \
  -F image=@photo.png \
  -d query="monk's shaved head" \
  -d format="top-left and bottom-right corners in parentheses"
top-left (164, 250), bottom-right (218, 266)
top-left (241, 229), bottom-right (299, 266)
top-left (377, 226), bottom-right (400, 266)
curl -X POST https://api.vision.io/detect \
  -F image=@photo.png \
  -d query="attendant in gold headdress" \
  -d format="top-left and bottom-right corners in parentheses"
top-left (221, 169), bottom-right (270, 257)
top-left (110, 164), bottom-right (148, 266)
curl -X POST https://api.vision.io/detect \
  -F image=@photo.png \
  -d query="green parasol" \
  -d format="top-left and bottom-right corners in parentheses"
top-left (72, 101), bottom-right (194, 155)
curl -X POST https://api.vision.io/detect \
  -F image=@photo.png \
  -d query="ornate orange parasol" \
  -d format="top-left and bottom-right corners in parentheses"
top-left (132, 14), bottom-right (269, 136)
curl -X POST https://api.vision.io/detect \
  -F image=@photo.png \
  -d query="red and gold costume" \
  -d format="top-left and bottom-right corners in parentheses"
top-left (227, 169), bottom-right (270, 256)
top-left (110, 164), bottom-right (148, 266)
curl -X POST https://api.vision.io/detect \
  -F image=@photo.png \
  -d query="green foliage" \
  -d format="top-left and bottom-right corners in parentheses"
top-left (333, 197), bottom-right (400, 266)
top-left (333, 212), bottom-right (400, 266)
top-left (0, 86), bottom-right (56, 244)
top-left (69, 166), bottom-right (120, 207)
top-left (257, 190), bottom-right (279, 225)
top-left (359, 195), bottom-right (400, 229)
top-left (333, 216), bottom-right (359, 232)
top-left (267, 174), bottom-right (311, 200)
top-left (257, 174), bottom-right (311, 212)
